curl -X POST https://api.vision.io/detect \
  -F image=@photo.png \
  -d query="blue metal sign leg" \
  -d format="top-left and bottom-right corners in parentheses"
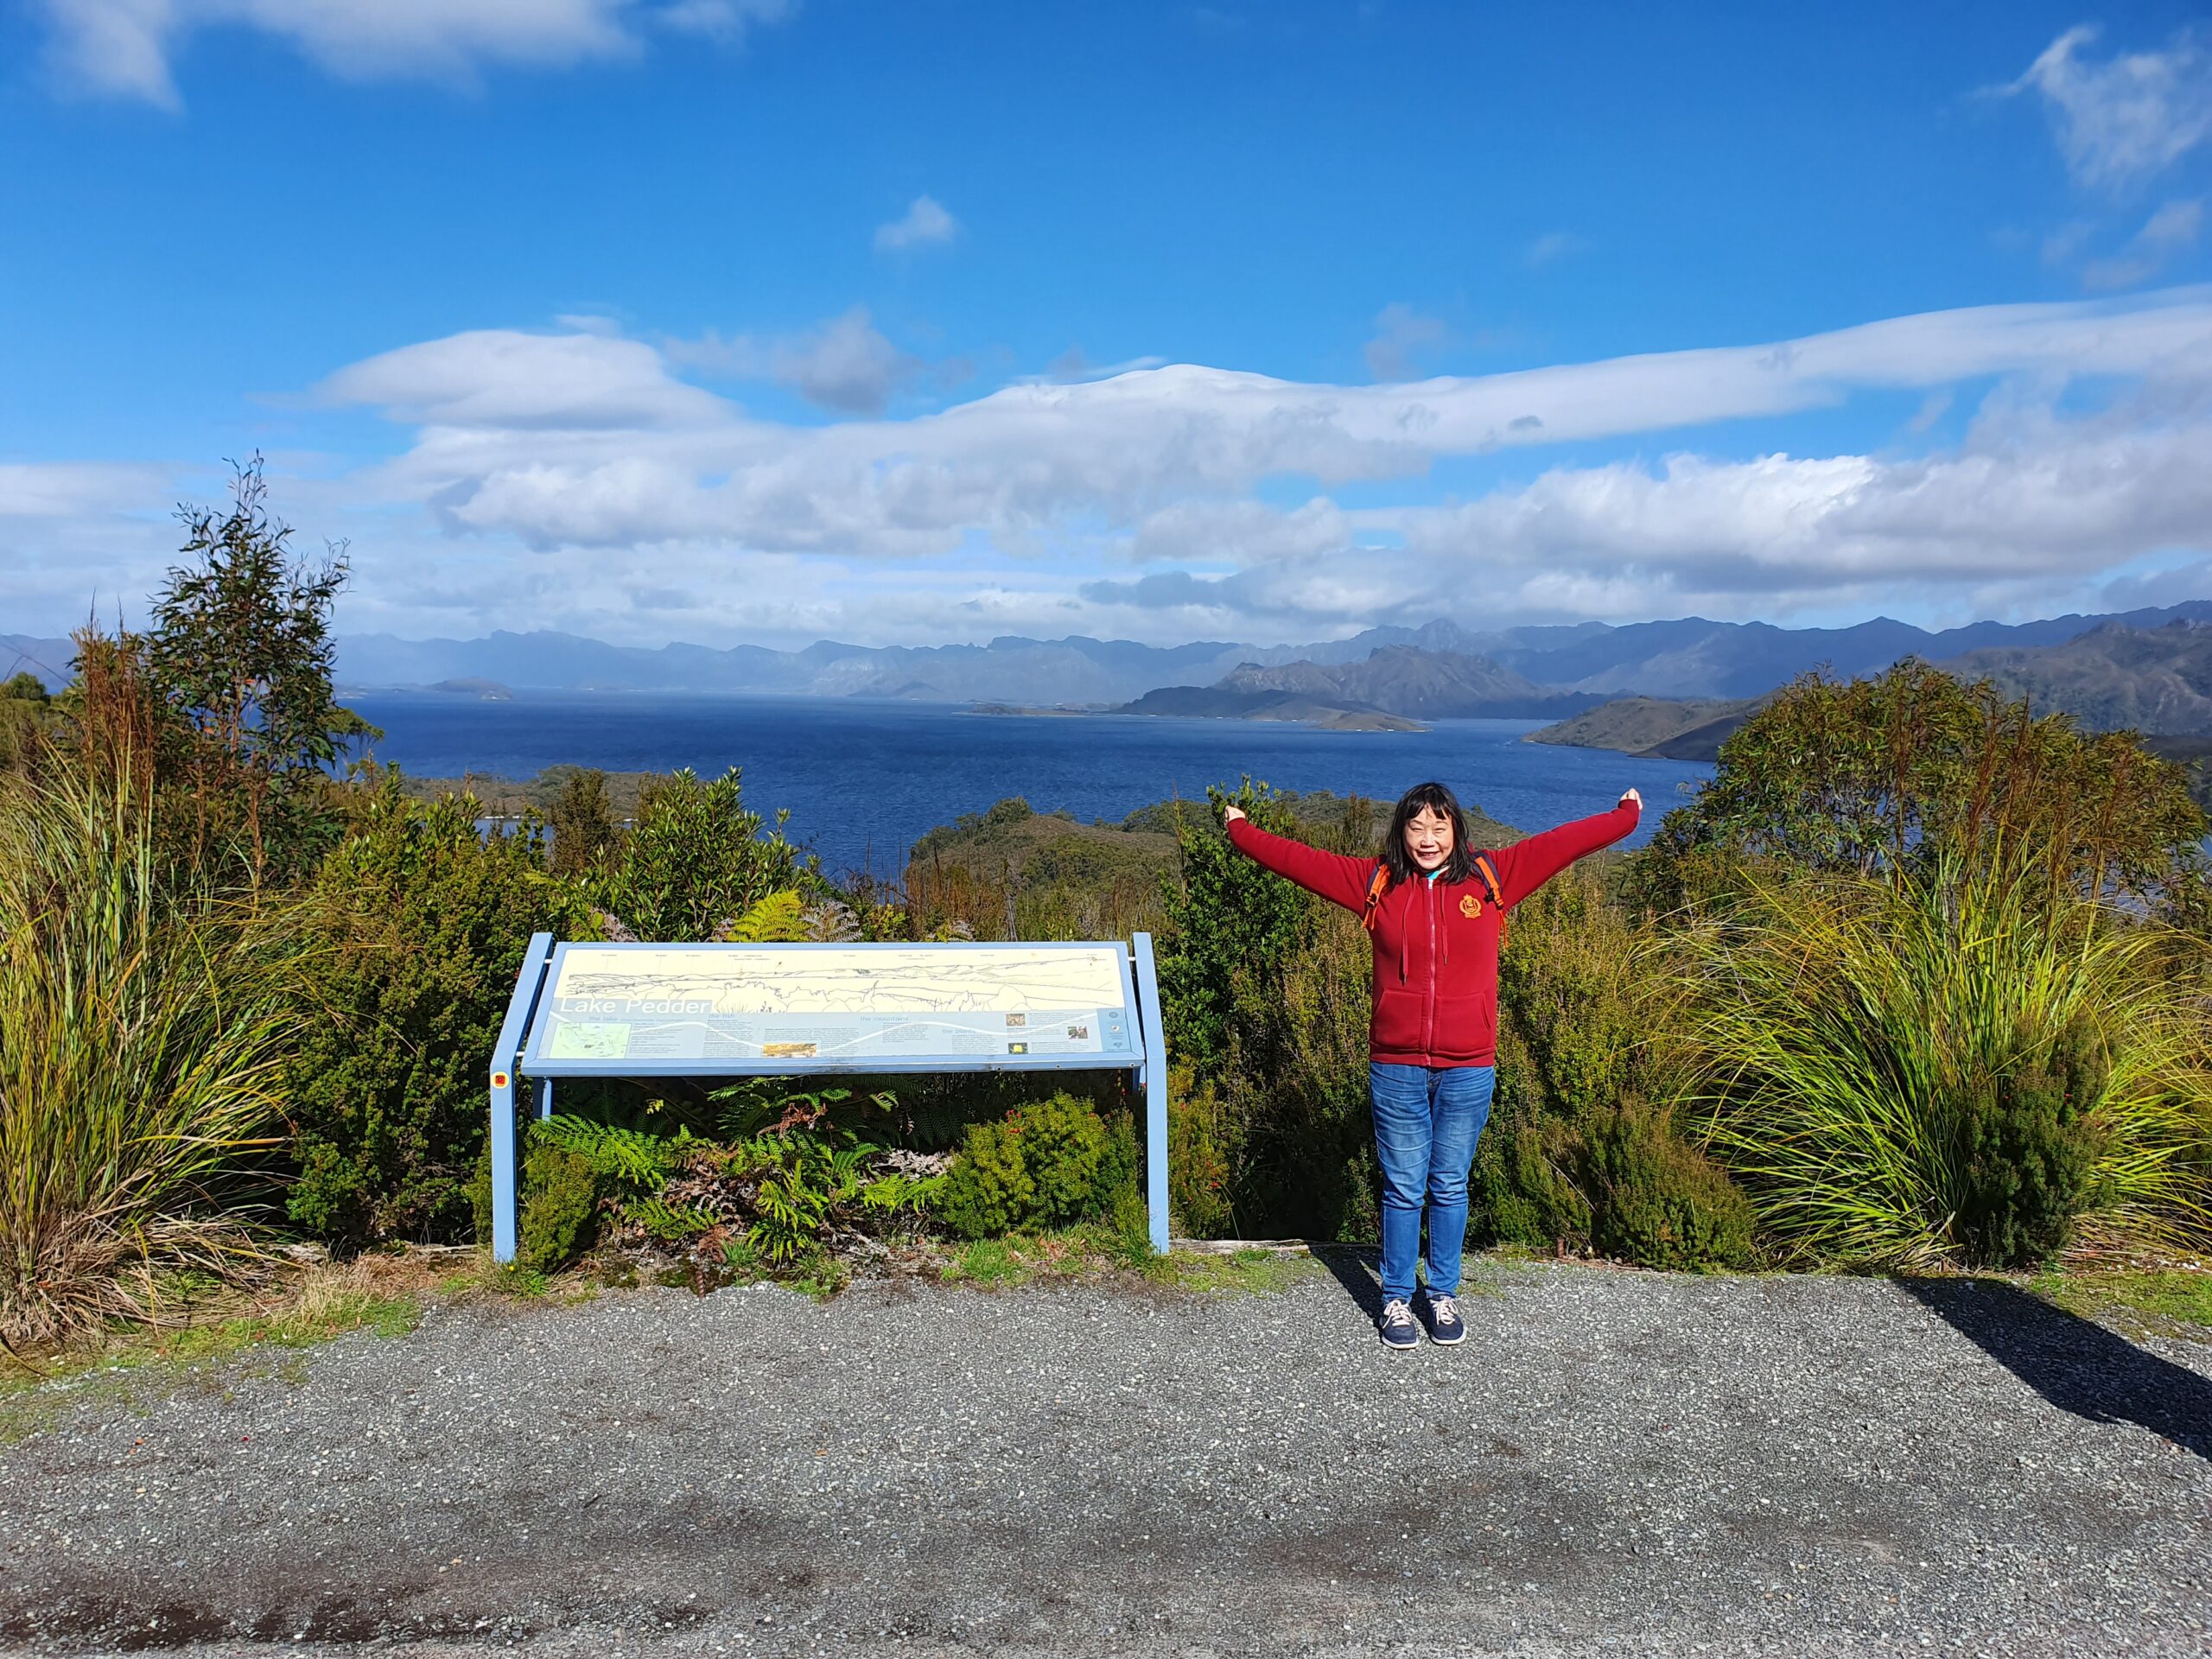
top-left (1129, 932), bottom-right (1171, 1255)
top-left (488, 932), bottom-right (556, 1265)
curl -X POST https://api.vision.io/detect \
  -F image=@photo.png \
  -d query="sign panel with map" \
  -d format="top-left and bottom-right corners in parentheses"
top-left (518, 941), bottom-right (1142, 1074)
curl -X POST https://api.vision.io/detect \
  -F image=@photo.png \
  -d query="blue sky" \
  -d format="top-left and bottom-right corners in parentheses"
top-left (2, 1), bottom-right (2209, 648)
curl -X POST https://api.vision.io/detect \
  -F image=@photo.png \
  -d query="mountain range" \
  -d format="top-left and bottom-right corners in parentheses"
top-left (3, 598), bottom-right (2209, 712)
top-left (1527, 616), bottom-right (2212, 757)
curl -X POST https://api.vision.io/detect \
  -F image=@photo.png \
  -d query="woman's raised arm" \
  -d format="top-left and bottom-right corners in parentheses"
top-left (1487, 788), bottom-right (1642, 907)
top-left (1223, 805), bottom-right (1375, 913)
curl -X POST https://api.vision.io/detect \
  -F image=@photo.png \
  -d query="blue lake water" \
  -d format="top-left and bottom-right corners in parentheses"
top-left (347, 692), bottom-right (1715, 876)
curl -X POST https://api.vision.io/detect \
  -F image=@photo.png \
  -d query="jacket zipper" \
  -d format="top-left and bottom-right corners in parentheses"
top-left (1423, 876), bottom-right (1438, 1058)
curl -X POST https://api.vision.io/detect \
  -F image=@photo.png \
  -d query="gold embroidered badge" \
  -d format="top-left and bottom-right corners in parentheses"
top-left (1459, 893), bottom-right (1482, 918)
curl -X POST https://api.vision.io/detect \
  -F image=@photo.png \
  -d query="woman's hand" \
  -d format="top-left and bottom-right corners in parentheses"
top-left (1223, 803), bottom-right (1248, 825)
top-left (1619, 787), bottom-right (1642, 812)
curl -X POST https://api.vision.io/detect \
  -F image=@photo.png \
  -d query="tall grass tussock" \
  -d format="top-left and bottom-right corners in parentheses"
top-left (0, 757), bottom-right (302, 1344)
top-left (1675, 853), bottom-right (2212, 1270)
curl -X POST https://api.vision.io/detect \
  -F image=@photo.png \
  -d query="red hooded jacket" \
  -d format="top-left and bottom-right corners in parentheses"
top-left (1225, 800), bottom-right (1639, 1068)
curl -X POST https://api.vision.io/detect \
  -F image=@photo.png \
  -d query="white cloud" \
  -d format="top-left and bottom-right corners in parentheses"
top-left (278, 289), bottom-right (2212, 634)
top-left (35, 0), bottom-right (792, 106)
top-left (874, 195), bottom-right (959, 253)
top-left (317, 329), bottom-right (731, 429)
top-left (1363, 303), bottom-right (1449, 381)
top-left (2083, 197), bottom-right (2205, 290)
top-left (2011, 24), bottom-right (2212, 190)
top-left (664, 307), bottom-right (921, 414)
top-left (16, 291), bottom-right (2212, 645)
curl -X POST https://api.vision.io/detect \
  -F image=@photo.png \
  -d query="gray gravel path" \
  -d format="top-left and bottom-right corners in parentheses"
top-left (2, 1259), bottom-right (2208, 1658)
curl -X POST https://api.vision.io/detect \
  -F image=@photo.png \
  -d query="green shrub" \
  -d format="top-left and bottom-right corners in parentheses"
top-left (1948, 1015), bottom-right (2111, 1267)
top-left (595, 768), bottom-right (804, 943)
top-left (1010, 1094), bottom-right (1109, 1225)
top-left (938, 1120), bottom-right (1035, 1239)
top-left (518, 1141), bottom-right (605, 1274)
top-left (1096, 1109), bottom-right (1141, 1211)
top-left (285, 774), bottom-right (592, 1245)
top-left (1678, 854), bottom-right (2212, 1268)
top-left (1467, 863), bottom-right (1759, 1268)
top-left (1473, 1122), bottom-right (1590, 1253)
top-left (1166, 1069), bottom-right (1234, 1238)
top-left (1579, 1103), bottom-right (1757, 1271)
top-left (1628, 660), bottom-right (2208, 924)
top-left (938, 1094), bottom-right (1133, 1239)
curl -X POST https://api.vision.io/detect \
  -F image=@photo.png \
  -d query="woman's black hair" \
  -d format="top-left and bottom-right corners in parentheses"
top-left (1379, 780), bottom-right (1474, 886)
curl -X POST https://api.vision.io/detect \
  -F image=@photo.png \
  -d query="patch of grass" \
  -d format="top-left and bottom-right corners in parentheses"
top-left (1157, 1247), bottom-right (1325, 1296)
top-left (940, 1236), bottom-right (1032, 1287)
top-left (2030, 1264), bottom-right (2212, 1339)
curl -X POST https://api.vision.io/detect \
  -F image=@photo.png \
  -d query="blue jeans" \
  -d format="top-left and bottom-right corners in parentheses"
top-left (1369, 1062), bottom-right (1497, 1305)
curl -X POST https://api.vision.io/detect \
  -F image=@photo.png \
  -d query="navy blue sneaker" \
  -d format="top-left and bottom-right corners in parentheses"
top-left (1377, 1298), bottom-right (1421, 1350)
top-left (1424, 1289), bottom-right (1466, 1344)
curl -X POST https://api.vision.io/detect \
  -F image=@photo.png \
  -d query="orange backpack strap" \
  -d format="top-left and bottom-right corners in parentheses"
top-left (1471, 853), bottom-right (1508, 949)
top-left (1360, 863), bottom-right (1390, 932)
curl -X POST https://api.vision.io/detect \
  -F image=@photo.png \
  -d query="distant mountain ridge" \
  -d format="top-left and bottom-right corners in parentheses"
top-left (1133, 645), bottom-right (1601, 722)
top-left (1526, 618), bottom-right (2212, 761)
top-left (1945, 618), bottom-right (2212, 734)
top-left (7, 598), bottom-right (2210, 705)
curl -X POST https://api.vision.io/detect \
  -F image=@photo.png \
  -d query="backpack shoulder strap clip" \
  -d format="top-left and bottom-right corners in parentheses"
top-left (1471, 852), bottom-right (1509, 949)
top-left (1360, 863), bottom-right (1390, 932)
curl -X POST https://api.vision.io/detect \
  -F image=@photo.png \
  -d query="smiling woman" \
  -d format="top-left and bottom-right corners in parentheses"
top-left (1221, 778), bottom-right (1640, 1348)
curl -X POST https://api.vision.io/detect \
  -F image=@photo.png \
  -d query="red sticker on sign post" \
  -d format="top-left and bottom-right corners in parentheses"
top-left (492, 1071), bottom-right (509, 1088)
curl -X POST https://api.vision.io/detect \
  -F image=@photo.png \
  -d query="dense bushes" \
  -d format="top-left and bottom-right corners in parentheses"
top-left (1476, 864), bottom-right (1755, 1269)
top-left (1676, 855), bottom-right (2212, 1268)
top-left (594, 767), bottom-right (804, 942)
top-left (285, 776), bottom-right (594, 1245)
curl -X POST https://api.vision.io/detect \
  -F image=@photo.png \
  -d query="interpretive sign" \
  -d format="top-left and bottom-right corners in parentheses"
top-left (520, 942), bottom-right (1138, 1071)
top-left (488, 935), bottom-right (1170, 1264)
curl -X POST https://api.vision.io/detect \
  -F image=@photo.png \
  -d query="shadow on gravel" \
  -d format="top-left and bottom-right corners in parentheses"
top-left (1903, 1277), bottom-right (2212, 1461)
top-left (1311, 1244), bottom-right (1385, 1321)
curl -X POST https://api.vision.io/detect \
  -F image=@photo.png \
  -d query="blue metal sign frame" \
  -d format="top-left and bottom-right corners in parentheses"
top-left (487, 932), bottom-right (1173, 1263)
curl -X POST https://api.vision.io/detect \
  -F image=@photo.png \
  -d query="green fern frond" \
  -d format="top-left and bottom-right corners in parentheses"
top-left (714, 889), bottom-right (809, 943)
top-left (534, 1114), bottom-right (682, 1189)
top-left (625, 1196), bottom-right (719, 1240)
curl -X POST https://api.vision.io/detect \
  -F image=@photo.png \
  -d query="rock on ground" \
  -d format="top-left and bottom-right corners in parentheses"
top-left (1, 1259), bottom-right (2207, 1657)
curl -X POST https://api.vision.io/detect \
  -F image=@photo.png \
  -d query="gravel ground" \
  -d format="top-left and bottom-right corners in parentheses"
top-left (2, 1257), bottom-right (2208, 1658)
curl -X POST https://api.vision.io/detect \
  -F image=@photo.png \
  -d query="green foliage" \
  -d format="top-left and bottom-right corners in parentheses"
top-left (1578, 1103), bottom-right (1757, 1272)
top-left (1471, 863), bottom-right (1755, 1269)
top-left (939, 1120), bottom-right (1037, 1240)
top-left (1166, 1069), bottom-right (1234, 1238)
top-left (0, 757), bottom-right (300, 1343)
top-left (1676, 854), bottom-right (2212, 1269)
top-left (518, 1141), bottom-right (606, 1275)
top-left (544, 766), bottom-right (617, 877)
top-left (1156, 781), bottom-right (1316, 1087)
top-left (1630, 660), bottom-right (2208, 922)
top-left (1008, 1093), bottom-right (1109, 1224)
top-left (537, 1113), bottom-right (689, 1188)
top-left (144, 458), bottom-right (376, 884)
top-left (0, 672), bottom-right (54, 774)
top-left (938, 1094), bottom-right (1129, 1240)
top-left (285, 772), bottom-right (594, 1245)
top-left (1474, 1123), bottom-right (1590, 1253)
top-left (715, 889), bottom-right (808, 942)
top-left (595, 767), bottom-right (804, 943)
